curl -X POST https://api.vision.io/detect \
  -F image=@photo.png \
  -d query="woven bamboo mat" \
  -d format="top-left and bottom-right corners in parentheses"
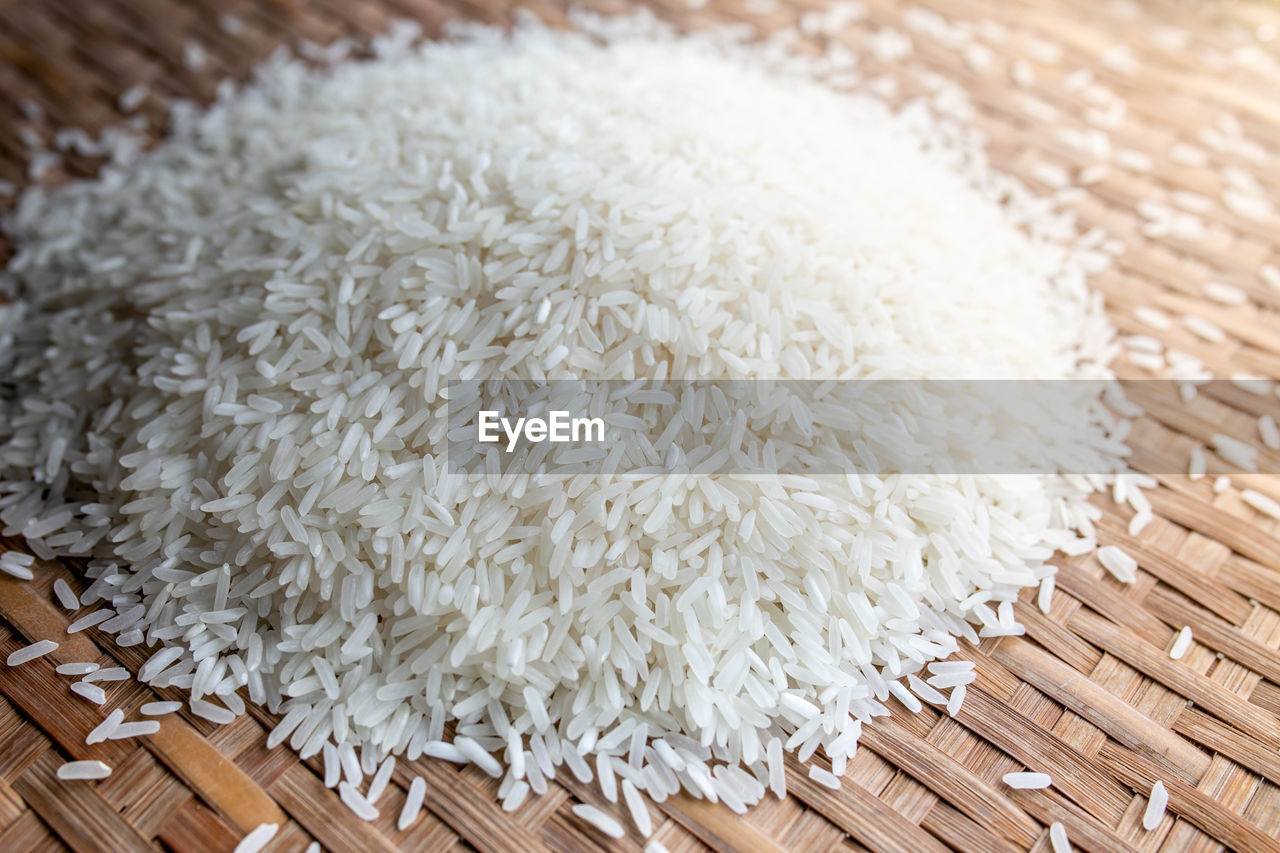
top-left (2, 0), bottom-right (1280, 850)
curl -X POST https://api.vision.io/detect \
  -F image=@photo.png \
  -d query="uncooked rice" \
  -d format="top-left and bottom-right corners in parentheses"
top-left (1204, 281), bottom-right (1247, 305)
top-left (70, 681), bottom-right (107, 704)
top-left (1189, 446), bottom-right (1206, 480)
top-left (55, 662), bottom-right (98, 676)
top-left (84, 666), bottom-right (129, 683)
top-left (1143, 780), bottom-right (1168, 830)
top-left (808, 765), bottom-right (843, 789)
top-left (1003, 771), bottom-right (1052, 789)
top-left (52, 578), bottom-right (80, 610)
top-left (573, 803), bottom-right (625, 838)
top-left (399, 776), bottom-right (427, 830)
top-left (338, 781), bottom-right (378, 821)
top-left (1241, 489), bottom-right (1280, 521)
top-left (109, 720), bottom-right (161, 740)
top-left (141, 700), bottom-right (182, 715)
top-left (234, 823), bottom-right (279, 853)
top-left (0, 550), bottom-right (35, 580)
top-left (1213, 434), bottom-right (1259, 471)
top-left (366, 755), bottom-right (396, 803)
top-left (1097, 545), bottom-right (1137, 583)
top-left (1259, 416), bottom-right (1280, 450)
top-left (622, 778), bottom-right (653, 836)
top-left (5, 639), bottom-right (58, 666)
top-left (0, 11), bottom-right (1143, 830)
top-left (86, 709), bottom-right (124, 745)
top-left (56, 760), bottom-right (113, 781)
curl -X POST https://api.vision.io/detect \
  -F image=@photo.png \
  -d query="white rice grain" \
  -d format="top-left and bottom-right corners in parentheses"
top-left (399, 776), bottom-right (426, 830)
top-left (86, 709), bottom-right (124, 745)
top-left (71, 682), bottom-right (107, 704)
top-left (1204, 282), bottom-right (1247, 305)
top-left (1259, 416), bottom-right (1279, 450)
top-left (1181, 315), bottom-right (1225, 343)
top-left (190, 699), bottom-right (236, 725)
top-left (1143, 780), bottom-right (1168, 830)
top-left (1003, 772), bottom-right (1051, 789)
top-left (6, 639), bottom-right (58, 666)
top-left (366, 756), bottom-right (396, 803)
top-left (1050, 821), bottom-right (1072, 853)
top-left (1242, 490), bottom-right (1280, 521)
top-left (233, 823), bottom-right (278, 853)
top-left (53, 578), bottom-right (79, 610)
top-left (808, 766), bottom-right (842, 789)
top-left (1189, 446), bottom-right (1206, 480)
top-left (0, 551), bottom-right (35, 580)
top-left (57, 760), bottom-right (112, 781)
top-left (572, 804), bottom-right (625, 839)
top-left (56, 662), bottom-right (99, 676)
top-left (109, 720), bottom-right (161, 740)
top-left (621, 778), bottom-right (652, 837)
top-left (339, 781), bottom-right (378, 821)
top-left (1213, 434), bottom-right (1258, 471)
top-left (1097, 546), bottom-right (1137, 583)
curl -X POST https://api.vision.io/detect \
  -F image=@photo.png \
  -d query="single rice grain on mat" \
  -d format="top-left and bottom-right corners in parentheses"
top-left (6, 639), bottom-right (58, 666)
top-left (808, 766), bottom-right (842, 789)
top-left (1242, 490), bottom-right (1280, 521)
top-left (66, 610), bottom-right (112, 634)
top-left (1189, 446), bottom-right (1206, 480)
top-left (1143, 780), bottom-right (1168, 830)
top-left (1135, 306), bottom-right (1173, 330)
top-left (55, 662), bottom-right (98, 676)
top-left (1003, 772), bottom-right (1052, 789)
top-left (1050, 821), bottom-right (1073, 853)
top-left (108, 720), bottom-right (161, 740)
top-left (1212, 434), bottom-right (1258, 471)
top-left (1259, 416), bottom-right (1280, 450)
top-left (572, 804), bottom-right (625, 839)
top-left (52, 578), bottom-right (79, 610)
top-left (338, 781), bottom-right (378, 821)
top-left (1098, 546), bottom-right (1137, 583)
top-left (1182, 314), bottom-right (1225, 343)
top-left (399, 776), bottom-right (427, 830)
top-left (366, 756), bottom-right (396, 804)
top-left (1204, 281), bottom-right (1247, 305)
top-left (70, 682), bottom-right (107, 704)
top-left (621, 778), bottom-right (653, 836)
top-left (56, 760), bottom-right (112, 781)
top-left (84, 666), bottom-right (128, 683)
top-left (233, 823), bottom-right (279, 853)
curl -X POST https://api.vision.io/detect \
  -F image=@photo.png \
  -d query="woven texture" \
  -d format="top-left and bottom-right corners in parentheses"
top-left (3, 0), bottom-right (1280, 850)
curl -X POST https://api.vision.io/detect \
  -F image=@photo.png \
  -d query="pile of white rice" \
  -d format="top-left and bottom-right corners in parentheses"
top-left (0, 12), bottom-right (1130, 834)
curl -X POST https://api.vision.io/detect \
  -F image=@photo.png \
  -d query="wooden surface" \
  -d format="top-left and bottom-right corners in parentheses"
top-left (3, 0), bottom-right (1280, 851)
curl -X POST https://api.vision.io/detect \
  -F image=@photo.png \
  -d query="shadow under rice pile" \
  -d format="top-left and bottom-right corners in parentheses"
top-left (0, 10), bottom-right (1141, 842)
